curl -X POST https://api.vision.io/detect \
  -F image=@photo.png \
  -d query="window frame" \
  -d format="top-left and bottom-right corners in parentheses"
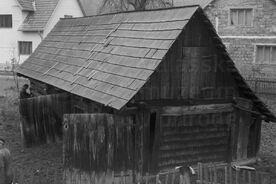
top-left (254, 44), bottom-right (276, 65)
top-left (18, 41), bottom-right (33, 55)
top-left (0, 14), bottom-right (13, 28)
top-left (228, 7), bottom-right (254, 27)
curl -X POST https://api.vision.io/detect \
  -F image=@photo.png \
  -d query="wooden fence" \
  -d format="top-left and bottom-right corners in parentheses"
top-left (19, 93), bottom-right (71, 147)
top-left (197, 162), bottom-right (272, 184)
top-left (9, 163), bottom-right (273, 184)
top-left (245, 78), bottom-right (276, 96)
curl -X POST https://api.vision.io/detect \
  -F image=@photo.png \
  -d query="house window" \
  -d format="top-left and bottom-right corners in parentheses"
top-left (255, 45), bottom-right (276, 64)
top-left (230, 8), bottom-right (253, 26)
top-left (0, 15), bottom-right (12, 28)
top-left (18, 41), bottom-right (32, 55)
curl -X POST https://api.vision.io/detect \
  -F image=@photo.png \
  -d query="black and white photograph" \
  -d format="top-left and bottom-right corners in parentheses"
top-left (0, 0), bottom-right (276, 183)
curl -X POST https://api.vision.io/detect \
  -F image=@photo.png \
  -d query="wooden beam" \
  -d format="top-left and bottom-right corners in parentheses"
top-left (162, 103), bottom-right (233, 116)
top-left (129, 99), bottom-right (234, 107)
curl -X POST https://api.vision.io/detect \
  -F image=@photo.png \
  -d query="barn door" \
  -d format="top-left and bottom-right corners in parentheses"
top-left (158, 104), bottom-right (233, 170)
top-left (63, 113), bottom-right (140, 184)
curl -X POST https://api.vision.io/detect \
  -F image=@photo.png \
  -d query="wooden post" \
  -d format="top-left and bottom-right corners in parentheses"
top-left (146, 172), bottom-right (149, 184)
top-left (165, 173), bottom-right (169, 184)
top-left (255, 171), bottom-right (259, 184)
top-left (248, 171), bottom-right (252, 184)
top-left (209, 164), bottom-right (213, 183)
top-left (171, 170), bottom-right (176, 184)
top-left (204, 164), bottom-right (208, 184)
top-left (214, 165), bottom-right (217, 184)
top-left (199, 163), bottom-right (203, 184)
top-left (242, 170), bottom-right (246, 184)
top-left (225, 166), bottom-right (228, 184)
top-left (235, 169), bottom-right (239, 184)
top-left (229, 165), bottom-right (232, 184)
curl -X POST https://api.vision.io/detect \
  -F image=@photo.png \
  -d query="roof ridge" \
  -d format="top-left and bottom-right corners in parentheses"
top-left (60, 5), bottom-right (200, 20)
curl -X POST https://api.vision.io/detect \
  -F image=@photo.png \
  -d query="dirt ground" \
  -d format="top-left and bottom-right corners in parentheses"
top-left (0, 76), bottom-right (276, 183)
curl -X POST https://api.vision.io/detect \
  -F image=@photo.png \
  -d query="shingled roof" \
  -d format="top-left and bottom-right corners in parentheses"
top-left (18, 0), bottom-right (59, 31)
top-left (16, 6), bottom-right (276, 122)
top-left (17, 0), bottom-right (35, 11)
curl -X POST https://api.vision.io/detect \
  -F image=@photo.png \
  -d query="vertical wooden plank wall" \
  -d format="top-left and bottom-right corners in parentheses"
top-left (134, 14), bottom-right (238, 102)
top-left (63, 113), bottom-right (136, 184)
top-left (19, 93), bottom-right (71, 147)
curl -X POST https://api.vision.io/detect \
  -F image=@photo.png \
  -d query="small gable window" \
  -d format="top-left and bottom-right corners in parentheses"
top-left (18, 41), bottom-right (32, 55)
top-left (230, 8), bottom-right (253, 26)
top-left (255, 45), bottom-right (276, 64)
top-left (0, 15), bottom-right (12, 28)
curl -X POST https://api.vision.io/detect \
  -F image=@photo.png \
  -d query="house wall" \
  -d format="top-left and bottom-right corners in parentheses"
top-left (0, 0), bottom-right (40, 70)
top-left (223, 38), bottom-right (276, 78)
top-left (204, 0), bottom-right (276, 78)
top-left (0, 0), bottom-right (83, 71)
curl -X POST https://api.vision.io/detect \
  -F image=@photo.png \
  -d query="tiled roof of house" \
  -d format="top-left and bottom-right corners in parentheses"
top-left (18, 0), bottom-right (60, 31)
top-left (16, 6), bottom-right (276, 121)
top-left (17, 0), bottom-right (35, 11)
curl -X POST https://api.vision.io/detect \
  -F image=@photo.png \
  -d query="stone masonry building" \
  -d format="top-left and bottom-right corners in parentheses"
top-left (174, 0), bottom-right (276, 78)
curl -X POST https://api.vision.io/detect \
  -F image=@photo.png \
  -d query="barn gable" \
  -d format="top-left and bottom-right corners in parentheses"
top-left (16, 6), bottom-right (276, 122)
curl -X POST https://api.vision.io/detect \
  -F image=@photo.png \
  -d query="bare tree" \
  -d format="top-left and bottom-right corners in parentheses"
top-left (99, 0), bottom-right (172, 14)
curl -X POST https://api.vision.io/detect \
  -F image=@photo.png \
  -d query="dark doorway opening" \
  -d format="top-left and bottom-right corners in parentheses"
top-left (149, 112), bottom-right (156, 153)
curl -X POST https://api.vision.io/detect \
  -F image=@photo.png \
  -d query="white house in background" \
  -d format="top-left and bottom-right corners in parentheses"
top-left (0, 0), bottom-right (85, 71)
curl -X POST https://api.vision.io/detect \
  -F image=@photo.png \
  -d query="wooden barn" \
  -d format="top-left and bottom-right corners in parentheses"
top-left (16, 5), bottom-right (276, 184)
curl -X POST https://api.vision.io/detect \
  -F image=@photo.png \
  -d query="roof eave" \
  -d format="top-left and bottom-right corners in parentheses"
top-left (18, 27), bottom-right (44, 32)
top-left (22, 8), bottom-right (35, 12)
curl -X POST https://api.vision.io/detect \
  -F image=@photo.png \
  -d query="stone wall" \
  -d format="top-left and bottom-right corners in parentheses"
top-left (224, 37), bottom-right (276, 78)
top-left (205, 0), bottom-right (276, 36)
top-left (203, 0), bottom-right (276, 78)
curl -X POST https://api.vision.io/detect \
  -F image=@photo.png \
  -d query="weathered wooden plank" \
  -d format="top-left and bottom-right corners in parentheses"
top-left (224, 166), bottom-right (228, 184)
top-left (236, 169), bottom-right (239, 184)
top-left (162, 103), bottom-right (233, 115)
top-left (20, 93), bottom-right (70, 146)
